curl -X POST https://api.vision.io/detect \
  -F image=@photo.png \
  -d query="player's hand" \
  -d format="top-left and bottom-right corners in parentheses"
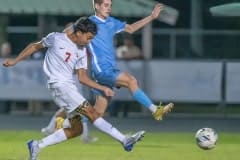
top-left (102, 87), bottom-right (115, 97)
top-left (2, 58), bottom-right (18, 67)
top-left (151, 3), bottom-right (164, 19)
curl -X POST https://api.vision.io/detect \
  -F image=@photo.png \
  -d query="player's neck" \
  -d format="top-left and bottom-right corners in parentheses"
top-left (95, 13), bottom-right (107, 20)
top-left (67, 34), bottom-right (77, 44)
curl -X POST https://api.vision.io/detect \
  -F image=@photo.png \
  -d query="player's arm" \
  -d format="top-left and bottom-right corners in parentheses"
top-left (125, 3), bottom-right (163, 33)
top-left (2, 41), bottom-right (44, 67)
top-left (77, 69), bottom-right (114, 97)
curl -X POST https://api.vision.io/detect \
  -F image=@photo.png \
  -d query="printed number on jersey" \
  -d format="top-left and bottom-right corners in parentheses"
top-left (65, 52), bottom-right (71, 62)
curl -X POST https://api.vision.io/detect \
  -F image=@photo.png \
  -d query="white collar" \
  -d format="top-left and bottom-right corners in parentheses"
top-left (94, 15), bottom-right (107, 22)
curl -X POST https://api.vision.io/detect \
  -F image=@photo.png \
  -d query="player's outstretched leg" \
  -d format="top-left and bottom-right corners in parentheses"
top-left (122, 130), bottom-right (145, 152)
top-left (131, 88), bottom-right (174, 121)
top-left (153, 103), bottom-right (174, 120)
top-left (27, 140), bottom-right (41, 160)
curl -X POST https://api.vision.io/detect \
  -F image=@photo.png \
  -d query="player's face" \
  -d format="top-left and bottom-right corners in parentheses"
top-left (75, 31), bottom-right (95, 47)
top-left (95, 0), bottom-right (112, 19)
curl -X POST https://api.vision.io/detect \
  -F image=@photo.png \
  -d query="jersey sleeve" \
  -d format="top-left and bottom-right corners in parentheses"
top-left (75, 54), bottom-right (88, 70)
top-left (112, 17), bottom-right (126, 33)
top-left (41, 32), bottom-right (56, 48)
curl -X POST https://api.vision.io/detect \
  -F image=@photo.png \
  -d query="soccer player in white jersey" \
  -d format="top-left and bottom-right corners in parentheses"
top-left (40, 22), bottom-right (98, 143)
top-left (40, 48), bottom-right (98, 143)
top-left (88, 0), bottom-right (174, 120)
top-left (3, 17), bottom-right (145, 160)
top-left (41, 0), bottom-right (175, 140)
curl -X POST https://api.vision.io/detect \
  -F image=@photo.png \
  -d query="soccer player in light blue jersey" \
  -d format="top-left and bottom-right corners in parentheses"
top-left (88, 0), bottom-right (174, 120)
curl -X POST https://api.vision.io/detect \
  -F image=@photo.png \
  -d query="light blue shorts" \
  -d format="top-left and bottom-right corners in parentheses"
top-left (92, 68), bottom-right (121, 96)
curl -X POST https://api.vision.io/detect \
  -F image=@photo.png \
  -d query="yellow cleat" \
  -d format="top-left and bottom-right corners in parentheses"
top-left (55, 117), bottom-right (64, 130)
top-left (153, 103), bottom-right (174, 120)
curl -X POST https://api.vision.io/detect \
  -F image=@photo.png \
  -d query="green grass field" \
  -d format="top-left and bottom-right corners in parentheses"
top-left (0, 130), bottom-right (239, 160)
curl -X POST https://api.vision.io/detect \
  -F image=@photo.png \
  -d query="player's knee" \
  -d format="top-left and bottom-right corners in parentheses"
top-left (97, 111), bottom-right (104, 117)
top-left (94, 107), bottom-right (104, 117)
top-left (86, 107), bottom-right (100, 122)
top-left (128, 76), bottom-right (138, 87)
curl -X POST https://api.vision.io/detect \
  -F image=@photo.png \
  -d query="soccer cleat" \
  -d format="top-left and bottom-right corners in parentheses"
top-left (81, 136), bottom-right (99, 143)
top-left (55, 117), bottom-right (64, 130)
top-left (122, 130), bottom-right (145, 152)
top-left (27, 140), bottom-right (40, 160)
top-left (153, 103), bottom-right (174, 120)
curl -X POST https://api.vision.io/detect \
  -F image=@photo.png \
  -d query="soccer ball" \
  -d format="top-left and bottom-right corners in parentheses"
top-left (195, 127), bottom-right (218, 150)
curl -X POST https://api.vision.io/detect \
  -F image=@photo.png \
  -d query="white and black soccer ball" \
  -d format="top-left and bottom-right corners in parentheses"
top-left (195, 127), bottom-right (218, 150)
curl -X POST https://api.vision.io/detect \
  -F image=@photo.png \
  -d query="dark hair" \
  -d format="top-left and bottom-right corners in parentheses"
top-left (73, 17), bottom-right (97, 35)
top-left (93, 0), bottom-right (104, 4)
top-left (93, 0), bottom-right (112, 5)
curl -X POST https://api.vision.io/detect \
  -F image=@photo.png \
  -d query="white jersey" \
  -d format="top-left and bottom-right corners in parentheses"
top-left (42, 32), bottom-right (88, 84)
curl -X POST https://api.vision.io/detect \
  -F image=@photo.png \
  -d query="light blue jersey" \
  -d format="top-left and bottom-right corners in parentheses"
top-left (88, 16), bottom-right (156, 111)
top-left (88, 15), bottom-right (126, 88)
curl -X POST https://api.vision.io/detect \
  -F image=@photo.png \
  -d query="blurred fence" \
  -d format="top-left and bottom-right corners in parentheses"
top-left (0, 60), bottom-right (50, 100)
top-left (152, 29), bottom-right (240, 59)
top-left (115, 60), bottom-right (222, 103)
top-left (1, 59), bottom-right (240, 104)
top-left (226, 62), bottom-right (240, 103)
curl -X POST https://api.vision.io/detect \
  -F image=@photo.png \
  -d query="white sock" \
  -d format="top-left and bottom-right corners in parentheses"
top-left (62, 119), bottom-right (71, 128)
top-left (44, 108), bottom-right (64, 131)
top-left (38, 129), bottom-right (67, 149)
top-left (93, 117), bottom-right (125, 143)
top-left (81, 122), bottom-right (88, 139)
top-left (149, 104), bottom-right (157, 113)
